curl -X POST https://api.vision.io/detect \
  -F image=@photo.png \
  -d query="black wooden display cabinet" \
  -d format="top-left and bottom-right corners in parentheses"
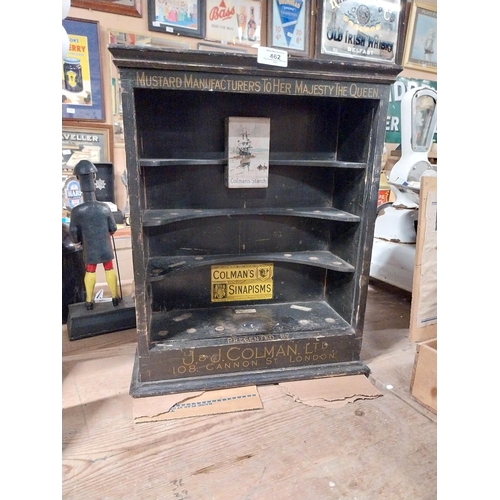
top-left (110, 44), bottom-right (406, 397)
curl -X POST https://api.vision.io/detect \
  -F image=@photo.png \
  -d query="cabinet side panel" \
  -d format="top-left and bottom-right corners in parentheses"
top-left (120, 73), bottom-right (151, 356)
top-left (349, 92), bottom-right (391, 346)
top-left (337, 99), bottom-right (375, 162)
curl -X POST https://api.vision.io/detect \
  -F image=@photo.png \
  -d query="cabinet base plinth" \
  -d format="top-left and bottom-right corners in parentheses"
top-left (129, 348), bottom-right (370, 397)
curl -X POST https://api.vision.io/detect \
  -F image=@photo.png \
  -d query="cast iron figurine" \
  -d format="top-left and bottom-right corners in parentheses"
top-left (69, 160), bottom-right (121, 310)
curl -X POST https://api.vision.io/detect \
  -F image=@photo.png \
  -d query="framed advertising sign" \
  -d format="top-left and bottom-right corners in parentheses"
top-left (62, 122), bottom-right (113, 178)
top-left (403, 2), bottom-right (437, 73)
top-left (70, 0), bottom-right (142, 17)
top-left (315, 0), bottom-right (404, 65)
top-left (147, 0), bottom-right (205, 38)
top-left (205, 0), bottom-right (263, 47)
top-left (268, 0), bottom-right (313, 57)
top-left (62, 18), bottom-right (105, 121)
top-left (385, 76), bottom-right (437, 144)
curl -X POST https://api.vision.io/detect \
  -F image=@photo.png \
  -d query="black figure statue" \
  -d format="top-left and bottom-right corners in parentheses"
top-left (69, 159), bottom-right (121, 310)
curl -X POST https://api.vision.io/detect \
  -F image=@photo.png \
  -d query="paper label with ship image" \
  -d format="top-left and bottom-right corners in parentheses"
top-left (226, 117), bottom-right (270, 189)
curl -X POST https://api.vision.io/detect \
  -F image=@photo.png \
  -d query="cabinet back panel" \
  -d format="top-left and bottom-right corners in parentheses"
top-left (150, 263), bottom-right (334, 313)
top-left (147, 216), bottom-right (331, 255)
top-left (143, 165), bottom-right (334, 209)
top-left (134, 89), bottom-right (373, 160)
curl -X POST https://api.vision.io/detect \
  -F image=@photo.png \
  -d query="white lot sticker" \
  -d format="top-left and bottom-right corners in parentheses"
top-left (257, 46), bottom-right (288, 67)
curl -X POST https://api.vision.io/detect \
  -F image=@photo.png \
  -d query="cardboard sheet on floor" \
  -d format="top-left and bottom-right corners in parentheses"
top-left (133, 385), bottom-right (263, 423)
top-left (279, 374), bottom-right (382, 408)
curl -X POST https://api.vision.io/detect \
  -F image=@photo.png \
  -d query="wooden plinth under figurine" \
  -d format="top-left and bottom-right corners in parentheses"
top-left (66, 295), bottom-right (136, 341)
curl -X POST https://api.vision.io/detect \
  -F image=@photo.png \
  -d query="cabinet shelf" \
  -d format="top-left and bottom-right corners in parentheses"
top-left (148, 250), bottom-right (355, 282)
top-left (140, 153), bottom-right (367, 169)
top-left (143, 207), bottom-right (360, 227)
top-left (149, 300), bottom-right (355, 344)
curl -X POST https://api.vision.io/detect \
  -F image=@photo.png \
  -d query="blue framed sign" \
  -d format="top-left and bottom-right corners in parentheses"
top-left (62, 18), bottom-right (105, 122)
top-left (268, 0), bottom-right (312, 57)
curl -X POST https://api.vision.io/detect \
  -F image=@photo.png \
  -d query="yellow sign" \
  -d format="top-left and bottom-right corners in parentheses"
top-left (211, 263), bottom-right (273, 302)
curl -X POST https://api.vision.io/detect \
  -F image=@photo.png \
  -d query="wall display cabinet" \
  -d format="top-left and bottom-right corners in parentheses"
top-left (110, 45), bottom-right (405, 397)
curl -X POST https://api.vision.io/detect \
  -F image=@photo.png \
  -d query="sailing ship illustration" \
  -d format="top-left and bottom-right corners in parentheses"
top-left (236, 129), bottom-right (254, 170)
top-left (424, 29), bottom-right (436, 61)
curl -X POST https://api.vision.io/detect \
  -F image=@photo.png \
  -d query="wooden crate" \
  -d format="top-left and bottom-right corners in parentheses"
top-left (410, 338), bottom-right (437, 413)
top-left (409, 176), bottom-right (437, 413)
